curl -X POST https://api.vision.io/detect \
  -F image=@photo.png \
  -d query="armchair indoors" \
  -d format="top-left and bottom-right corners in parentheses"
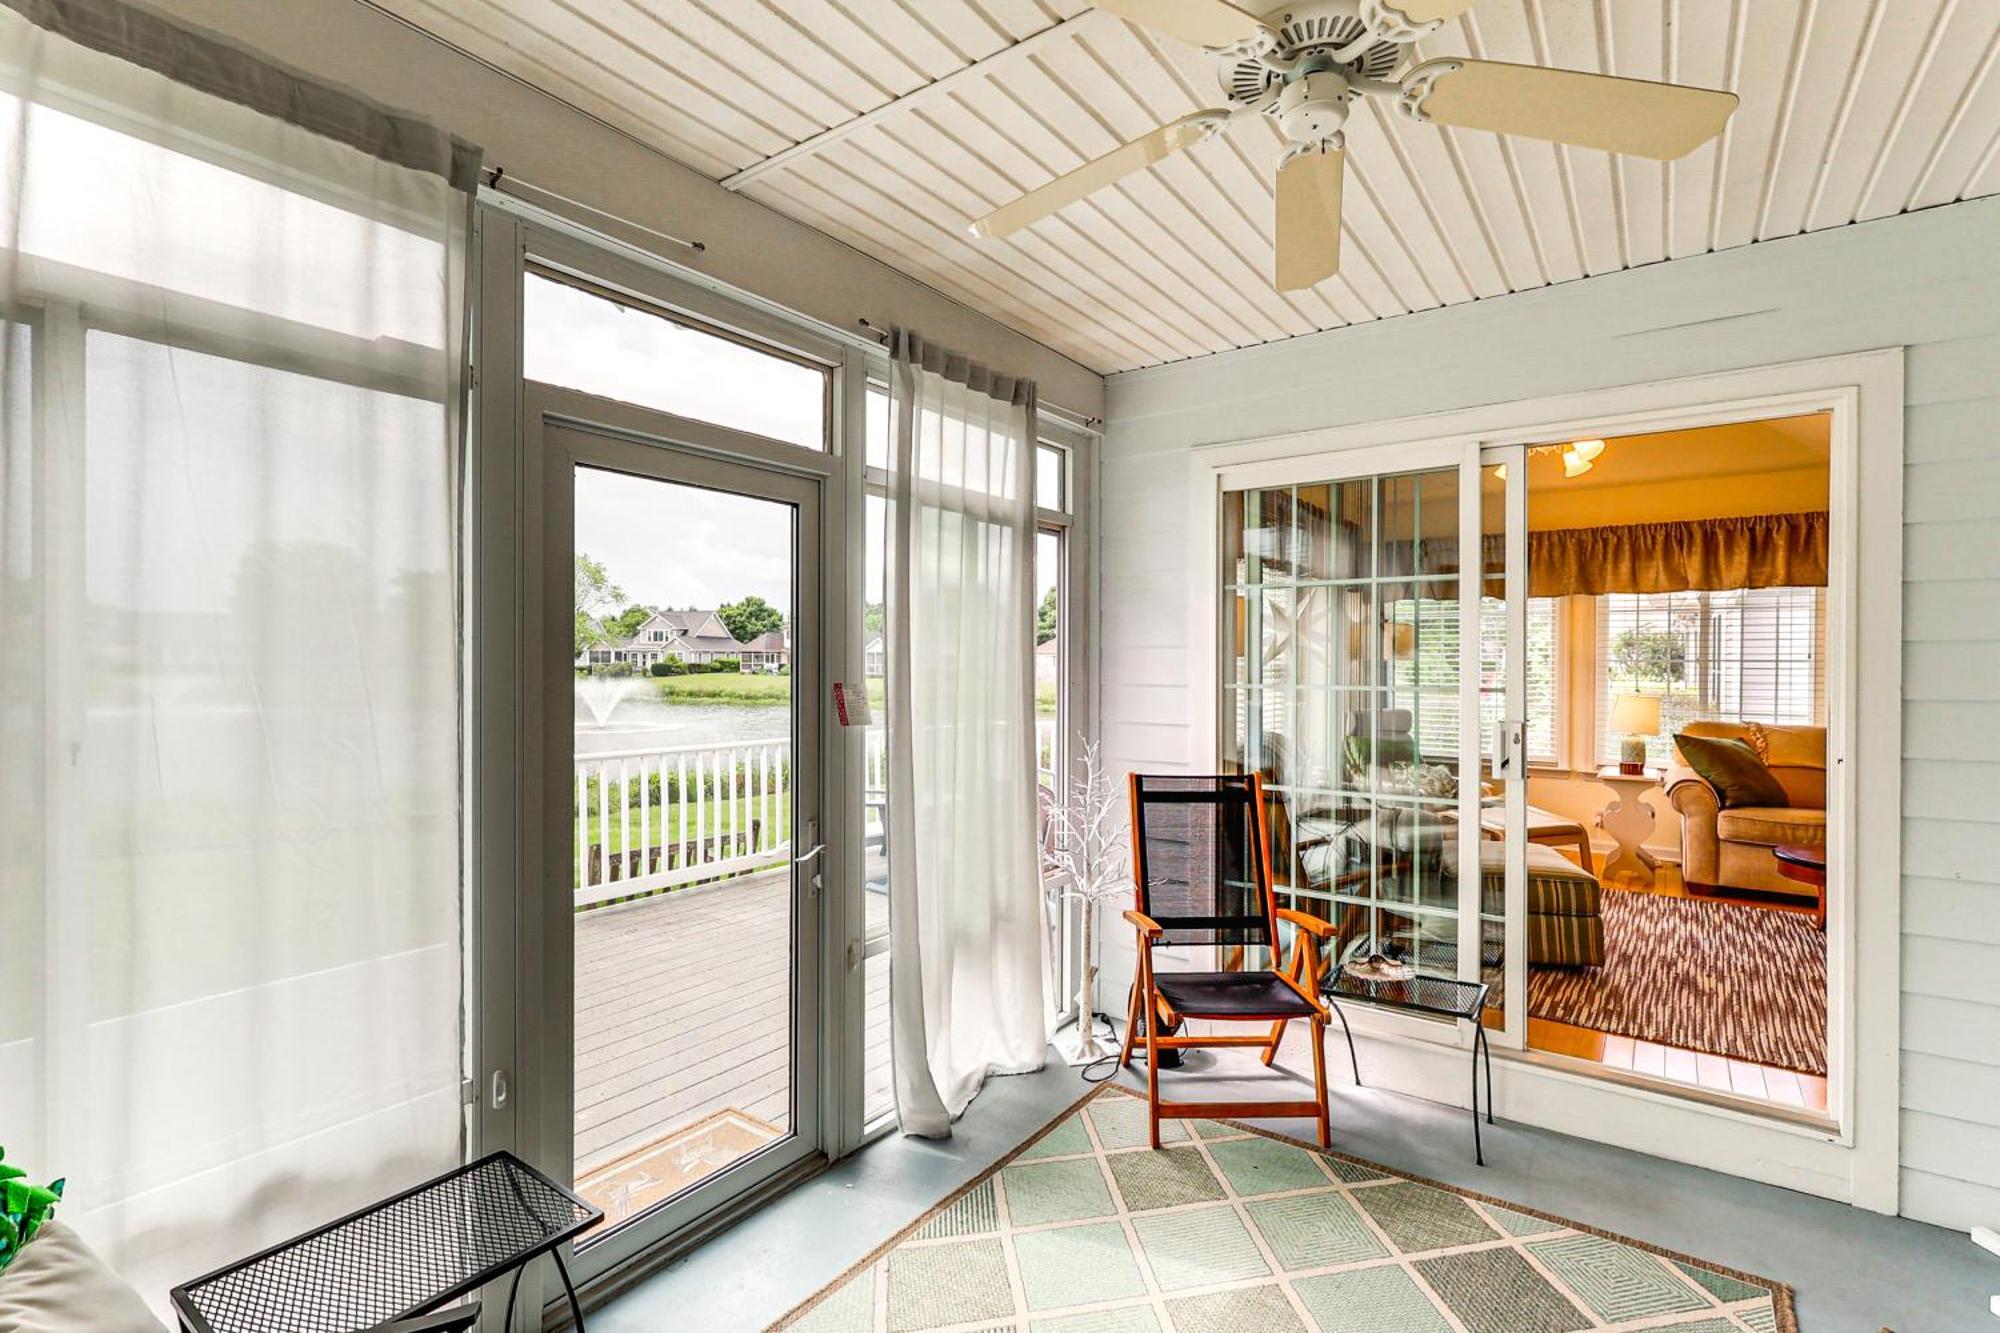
top-left (1118, 773), bottom-right (1337, 1149)
top-left (1665, 722), bottom-right (1826, 899)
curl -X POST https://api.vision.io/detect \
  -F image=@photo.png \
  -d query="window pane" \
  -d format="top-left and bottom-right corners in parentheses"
top-left (1036, 530), bottom-right (1063, 787)
top-left (863, 490), bottom-right (893, 1126)
top-left (72, 331), bottom-right (462, 1308)
top-left (866, 384), bottom-right (890, 470)
top-left (864, 950), bottom-right (892, 1125)
top-left (1036, 443), bottom-right (1065, 511)
top-left (524, 272), bottom-right (827, 449)
top-left (570, 469), bottom-right (798, 1236)
top-left (1223, 467), bottom-right (1461, 976)
top-left (865, 492), bottom-right (891, 900)
top-left (1, 95), bottom-right (445, 347)
top-left (1594, 587), bottom-right (1827, 767)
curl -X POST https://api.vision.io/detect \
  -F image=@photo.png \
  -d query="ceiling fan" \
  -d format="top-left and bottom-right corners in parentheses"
top-left (967, 0), bottom-right (1739, 292)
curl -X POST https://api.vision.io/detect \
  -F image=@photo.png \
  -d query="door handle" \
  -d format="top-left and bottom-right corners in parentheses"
top-left (794, 843), bottom-right (826, 865)
top-left (489, 1069), bottom-right (509, 1111)
top-left (1490, 721), bottom-right (1526, 781)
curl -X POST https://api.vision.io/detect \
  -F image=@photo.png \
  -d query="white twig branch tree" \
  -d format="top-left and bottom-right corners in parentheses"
top-left (1047, 738), bottom-right (1130, 1062)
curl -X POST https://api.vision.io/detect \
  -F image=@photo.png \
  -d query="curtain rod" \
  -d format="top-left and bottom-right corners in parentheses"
top-left (484, 166), bottom-right (704, 254)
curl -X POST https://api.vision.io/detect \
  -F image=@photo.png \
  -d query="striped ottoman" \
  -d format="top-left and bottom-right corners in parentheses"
top-left (1469, 841), bottom-right (1605, 968)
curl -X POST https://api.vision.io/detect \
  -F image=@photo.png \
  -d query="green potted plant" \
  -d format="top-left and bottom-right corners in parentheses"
top-left (0, 1148), bottom-right (64, 1274)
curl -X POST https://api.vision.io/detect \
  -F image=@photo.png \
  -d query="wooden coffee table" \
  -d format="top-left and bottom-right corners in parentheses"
top-left (1772, 844), bottom-right (1827, 930)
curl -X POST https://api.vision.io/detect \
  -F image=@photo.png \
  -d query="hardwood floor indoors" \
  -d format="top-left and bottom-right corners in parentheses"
top-left (1511, 855), bottom-right (1830, 1112)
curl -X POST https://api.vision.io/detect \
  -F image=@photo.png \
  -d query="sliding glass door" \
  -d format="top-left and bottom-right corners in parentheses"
top-left (1219, 443), bottom-right (1513, 1042)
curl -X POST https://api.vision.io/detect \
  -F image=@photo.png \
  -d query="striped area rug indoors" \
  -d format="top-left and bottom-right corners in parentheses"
top-left (1529, 887), bottom-right (1827, 1075)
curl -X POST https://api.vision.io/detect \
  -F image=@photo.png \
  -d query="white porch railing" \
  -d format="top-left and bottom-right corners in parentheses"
top-left (576, 719), bottom-right (1057, 908)
top-left (575, 740), bottom-right (791, 908)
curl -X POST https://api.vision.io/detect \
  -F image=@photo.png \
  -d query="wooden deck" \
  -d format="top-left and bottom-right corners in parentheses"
top-left (574, 869), bottom-right (890, 1174)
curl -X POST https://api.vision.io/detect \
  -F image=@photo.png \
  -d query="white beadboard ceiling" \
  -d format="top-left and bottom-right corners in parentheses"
top-left (375, 0), bottom-right (2000, 374)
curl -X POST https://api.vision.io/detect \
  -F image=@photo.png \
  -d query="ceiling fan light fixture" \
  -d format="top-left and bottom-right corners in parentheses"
top-left (1562, 448), bottom-right (1594, 478)
top-left (1569, 438), bottom-right (1606, 463)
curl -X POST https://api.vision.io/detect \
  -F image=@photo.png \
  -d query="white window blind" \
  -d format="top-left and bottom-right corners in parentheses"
top-left (1392, 595), bottom-right (1559, 767)
top-left (1595, 587), bottom-right (1827, 766)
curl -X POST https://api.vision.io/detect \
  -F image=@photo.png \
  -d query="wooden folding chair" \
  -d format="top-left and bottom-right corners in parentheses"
top-left (1118, 772), bottom-right (1338, 1149)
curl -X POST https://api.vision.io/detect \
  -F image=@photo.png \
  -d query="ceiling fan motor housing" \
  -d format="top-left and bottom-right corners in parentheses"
top-left (1278, 70), bottom-right (1352, 143)
top-left (1220, 1), bottom-right (1406, 113)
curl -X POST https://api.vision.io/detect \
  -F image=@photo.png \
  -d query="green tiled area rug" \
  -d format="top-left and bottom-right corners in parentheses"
top-left (773, 1085), bottom-right (1797, 1333)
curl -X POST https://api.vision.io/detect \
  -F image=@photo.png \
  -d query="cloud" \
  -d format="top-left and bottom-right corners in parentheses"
top-left (576, 466), bottom-right (792, 615)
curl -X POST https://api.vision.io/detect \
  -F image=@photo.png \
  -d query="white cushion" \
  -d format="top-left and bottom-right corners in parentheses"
top-left (0, 1222), bottom-right (164, 1332)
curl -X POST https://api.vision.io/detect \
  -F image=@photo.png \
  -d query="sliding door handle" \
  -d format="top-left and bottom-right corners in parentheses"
top-left (1489, 721), bottom-right (1526, 781)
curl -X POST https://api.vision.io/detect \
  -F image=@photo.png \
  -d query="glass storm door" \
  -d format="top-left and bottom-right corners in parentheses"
top-left (1219, 442), bottom-right (1507, 1045)
top-left (539, 411), bottom-right (824, 1282)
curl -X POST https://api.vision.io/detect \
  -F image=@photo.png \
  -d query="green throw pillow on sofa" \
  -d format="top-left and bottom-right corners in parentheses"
top-left (1675, 733), bottom-right (1788, 809)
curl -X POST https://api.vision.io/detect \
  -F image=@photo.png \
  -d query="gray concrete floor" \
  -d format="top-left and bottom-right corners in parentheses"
top-left (593, 1047), bottom-right (1994, 1332)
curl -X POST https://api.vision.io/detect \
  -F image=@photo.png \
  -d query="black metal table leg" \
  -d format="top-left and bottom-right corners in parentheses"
top-left (552, 1247), bottom-right (586, 1331)
top-left (500, 1249), bottom-right (585, 1331)
top-left (503, 1268), bottom-right (524, 1330)
top-left (1328, 998), bottom-right (1360, 1084)
top-left (1471, 1024), bottom-right (1488, 1166)
top-left (1480, 1023), bottom-right (1494, 1124)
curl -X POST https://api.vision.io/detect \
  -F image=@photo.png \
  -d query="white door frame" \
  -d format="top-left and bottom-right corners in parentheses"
top-left (467, 204), bottom-right (875, 1322)
top-left (1185, 349), bottom-right (1902, 1214)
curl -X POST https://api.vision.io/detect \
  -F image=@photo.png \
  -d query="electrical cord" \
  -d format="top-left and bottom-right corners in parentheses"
top-left (1079, 1010), bottom-right (1123, 1083)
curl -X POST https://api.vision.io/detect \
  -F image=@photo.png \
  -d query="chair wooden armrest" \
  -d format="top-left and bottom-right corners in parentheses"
top-left (1124, 909), bottom-right (1164, 938)
top-left (1276, 907), bottom-right (1336, 938)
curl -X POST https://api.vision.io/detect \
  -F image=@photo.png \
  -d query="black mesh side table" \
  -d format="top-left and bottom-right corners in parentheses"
top-left (1321, 966), bottom-right (1495, 1165)
top-left (170, 1151), bottom-right (603, 1333)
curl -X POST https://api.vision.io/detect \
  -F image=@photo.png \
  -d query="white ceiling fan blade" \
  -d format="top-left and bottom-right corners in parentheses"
top-left (969, 112), bottom-right (1228, 239)
top-left (1088, 0), bottom-right (1274, 50)
top-left (1409, 59), bottom-right (1738, 160)
top-left (1274, 144), bottom-right (1344, 292)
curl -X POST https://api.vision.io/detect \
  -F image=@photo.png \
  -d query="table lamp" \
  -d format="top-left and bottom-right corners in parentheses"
top-left (1611, 693), bottom-right (1661, 774)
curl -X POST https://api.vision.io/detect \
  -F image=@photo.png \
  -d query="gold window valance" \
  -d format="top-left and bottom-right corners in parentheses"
top-left (1527, 511), bottom-right (1827, 597)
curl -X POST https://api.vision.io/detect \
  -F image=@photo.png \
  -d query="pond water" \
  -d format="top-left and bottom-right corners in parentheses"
top-left (574, 686), bottom-right (791, 756)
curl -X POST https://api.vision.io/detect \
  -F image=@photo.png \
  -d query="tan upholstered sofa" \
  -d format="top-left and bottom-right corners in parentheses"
top-left (1664, 721), bottom-right (1825, 898)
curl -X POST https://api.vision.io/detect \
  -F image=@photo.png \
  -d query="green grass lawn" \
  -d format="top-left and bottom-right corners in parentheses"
top-left (651, 673), bottom-right (795, 704)
top-left (575, 792), bottom-right (791, 881)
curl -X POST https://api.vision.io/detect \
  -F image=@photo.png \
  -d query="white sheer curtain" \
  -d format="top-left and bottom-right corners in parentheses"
top-left (886, 330), bottom-right (1046, 1137)
top-left (0, 3), bottom-right (471, 1317)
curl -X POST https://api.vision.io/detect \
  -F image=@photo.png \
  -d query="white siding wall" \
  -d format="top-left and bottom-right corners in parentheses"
top-left (1096, 196), bottom-right (2000, 1232)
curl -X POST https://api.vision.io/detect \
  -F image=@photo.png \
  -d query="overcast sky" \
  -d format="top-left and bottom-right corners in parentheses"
top-left (577, 465), bottom-right (792, 616)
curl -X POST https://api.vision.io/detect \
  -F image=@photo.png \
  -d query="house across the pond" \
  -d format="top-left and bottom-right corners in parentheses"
top-left (581, 609), bottom-right (787, 673)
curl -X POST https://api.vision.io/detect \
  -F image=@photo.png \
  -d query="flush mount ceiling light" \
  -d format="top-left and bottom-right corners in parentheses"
top-left (1492, 437), bottom-right (1610, 483)
top-left (967, 0), bottom-right (1738, 292)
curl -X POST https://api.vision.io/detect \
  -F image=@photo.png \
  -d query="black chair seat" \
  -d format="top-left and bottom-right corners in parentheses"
top-left (1155, 970), bottom-right (1319, 1019)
